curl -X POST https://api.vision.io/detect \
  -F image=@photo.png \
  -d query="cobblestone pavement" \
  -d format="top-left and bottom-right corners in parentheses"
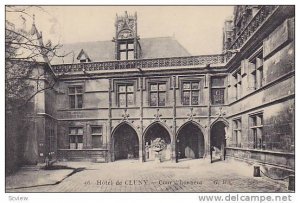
top-left (7, 159), bottom-right (290, 193)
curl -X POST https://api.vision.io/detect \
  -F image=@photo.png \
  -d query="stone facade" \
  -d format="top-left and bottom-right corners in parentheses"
top-left (9, 6), bottom-right (295, 177)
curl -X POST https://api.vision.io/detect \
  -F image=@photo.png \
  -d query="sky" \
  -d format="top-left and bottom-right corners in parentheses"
top-left (6, 6), bottom-right (234, 55)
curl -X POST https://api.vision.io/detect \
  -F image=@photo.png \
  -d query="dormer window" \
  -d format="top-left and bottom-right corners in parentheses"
top-left (114, 11), bottom-right (140, 60)
top-left (77, 49), bottom-right (91, 63)
top-left (80, 59), bottom-right (88, 63)
top-left (119, 40), bottom-right (134, 60)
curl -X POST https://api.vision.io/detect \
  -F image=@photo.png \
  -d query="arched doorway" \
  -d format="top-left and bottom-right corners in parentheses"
top-left (210, 121), bottom-right (227, 162)
top-left (144, 122), bottom-right (171, 162)
top-left (112, 123), bottom-right (139, 161)
top-left (176, 122), bottom-right (204, 161)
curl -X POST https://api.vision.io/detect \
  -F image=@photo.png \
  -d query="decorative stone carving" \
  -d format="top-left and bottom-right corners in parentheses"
top-left (187, 107), bottom-right (196, 120)
top-left (121, 109), bottom-right (130, 121)
top-left (216, 107), bottom-right (226, 117)
top-left (226, 6), bottom-right (277, 61)
top-left (52, 54), bottom-right (225, 73)
top-left (116, 11), bottom-right (136, 38)
top-left (154, 108), bottom-right (162, 121)
top-left (118, 30), bottom-right (134, 39)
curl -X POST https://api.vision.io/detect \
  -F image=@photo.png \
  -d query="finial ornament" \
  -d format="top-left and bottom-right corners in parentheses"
top-left (121, 109), bottom-right (130, 121)
top-left (187, 107), bottom-right (196, 120)
top-left (154, 108), bottom-right (162, 120)
top-left (216, 107), bottom-right (226, 117)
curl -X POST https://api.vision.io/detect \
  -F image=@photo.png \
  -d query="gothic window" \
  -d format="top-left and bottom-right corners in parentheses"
top-left (233, 69), bottom-right (242, 100)
top-left (149, 82), bottom-right (166, 106)
top-left (68, 86), bottom-right (83, 109)
top-left (249, 113), bottom-right (264, 149)
top-left (182, 81), bottom-right (200, 105)
top-left (118, 40), bottom-right (134, 60)
top-left (249, 51), bottom-right (264, 90)
top-left (91, 126), bottom-right (103, 148)
top-left (233, 118), bottom-right (242, 147)
top-left (211, 76), bottom-right (226, 105)
top-left (117, 84), bottom-right (134, 107)
top-left (69, 127), bottom-right (83, 149)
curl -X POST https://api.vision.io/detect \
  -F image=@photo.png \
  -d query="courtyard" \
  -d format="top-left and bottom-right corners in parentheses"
top-left (6, 159), bottom-right (290, 193)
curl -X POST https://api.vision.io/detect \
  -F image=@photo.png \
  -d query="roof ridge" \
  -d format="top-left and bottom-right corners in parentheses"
top-left (61, 40), bottom-right (113, 45)
top-left (141, 36), bottom-right (173, 39)
top-left (61, 36), bottom-right (177, 45)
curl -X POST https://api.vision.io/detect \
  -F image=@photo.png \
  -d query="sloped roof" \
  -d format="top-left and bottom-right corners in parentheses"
top-left (50, 37), bottom-right (191, 65)
top-left (139, 37), bottom-right (190, 59)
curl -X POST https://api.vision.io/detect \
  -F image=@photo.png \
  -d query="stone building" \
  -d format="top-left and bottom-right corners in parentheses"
top-left (8, 6), bottom-right (294, 177)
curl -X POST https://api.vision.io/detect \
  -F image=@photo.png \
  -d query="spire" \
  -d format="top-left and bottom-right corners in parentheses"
top-left (33, 14), bottom-right (35, 25)
top-left (20, 15), bottom-right (26, 30)
top-left (30, 14), bottom-right (37, 35)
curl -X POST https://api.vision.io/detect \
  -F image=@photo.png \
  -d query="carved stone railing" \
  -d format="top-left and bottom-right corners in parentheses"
top-left (52, 6), bottom-right (279, 74)
top-left (226, 5), bottom-right (278, 60)
top-left (52, 54), bottom-right (225, 74)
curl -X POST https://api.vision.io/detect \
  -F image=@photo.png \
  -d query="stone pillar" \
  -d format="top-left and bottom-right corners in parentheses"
top-left (206, 73), bottom-right (212, 163)
top-left (206, 125), bottom-right (211, 163)
top-left (139, 134), bottom-right (143, 163)
top-left (206, 73), bottom-right (211, 156)
top-left (107, 79), bottom-right (112, 162)
top-left (139, 77), bottom-right (144, 162)
top-left (171, 76), bottom-right (177, 162)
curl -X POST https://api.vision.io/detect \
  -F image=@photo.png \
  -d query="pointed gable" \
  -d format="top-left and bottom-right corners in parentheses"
top-left (77, 49), bottom-right (91, 62)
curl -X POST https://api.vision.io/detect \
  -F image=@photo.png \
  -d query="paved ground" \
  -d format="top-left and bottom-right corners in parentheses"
top-left (6, 159), bottom-right (290, 193)
top-left (6, 167), bottom-right (73, 190)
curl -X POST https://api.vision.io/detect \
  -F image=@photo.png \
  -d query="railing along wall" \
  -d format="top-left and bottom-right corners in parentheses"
top-left (52, 55), bottom-right (225, 74)
top-left (52, 6), bottom-right (278, 74)
top-left (225, 5), bottom-right (278, 60)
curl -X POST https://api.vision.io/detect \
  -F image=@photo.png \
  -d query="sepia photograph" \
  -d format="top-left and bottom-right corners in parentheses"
top-left (4, 4), bottom-right (295, 195)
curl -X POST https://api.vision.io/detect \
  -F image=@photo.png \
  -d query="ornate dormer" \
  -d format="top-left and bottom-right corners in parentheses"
top-left (114, 11), bottom-right (141, 60)
top-left (77, 49), bottom-right (91, 63)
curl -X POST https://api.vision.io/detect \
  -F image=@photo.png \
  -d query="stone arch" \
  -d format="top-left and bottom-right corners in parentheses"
top-left (143, 121), bottom-right (172, 162)
top-left (176, 120), bottom-right (205, 139)
top-left (111, 122), bottom-right (139, 161)
top-left (210, 118), bottom-right (229, 162)
top-left (111, 121), bottom-right (140, 137)
top-left (210, 117), bottom-right (229, 129)
top-left (176, 121), bottom-right (205, 161)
